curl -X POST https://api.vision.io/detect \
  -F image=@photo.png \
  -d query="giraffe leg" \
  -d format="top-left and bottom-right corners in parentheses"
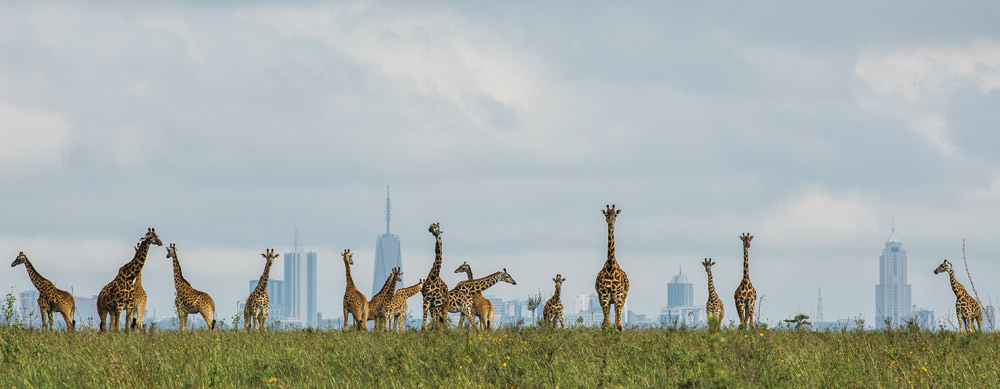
top-left (343, 307), bottom-right (349, 331)
top-left (59, 309), bottom-right (73, 332)
top-left (260, 311), bottom-right (269, 331)
top-left (613, 301), bottom-right (624, 331)
top-left (201, 309), bottom-right (215, 331)
top-left (48, 311), bottom-right (56, 332)
top-left (243, 309), bottom-right (251, 331)
top-left (110, 309), bottom-right (120, 332)
top-left (421, 299), bottom-right (430, 330)
top-left (598, 294), bottom-right (611, 329)
top-left (747, 300), bottom-right (756, 330)
top-left (39, 306), bottom-right (49, 331)
top-left (98, 305), bottom-right (108, 332)
top-left (560, 314), bottom-right (565, 329)
top-left (178, 310), bottom-right (188, 332)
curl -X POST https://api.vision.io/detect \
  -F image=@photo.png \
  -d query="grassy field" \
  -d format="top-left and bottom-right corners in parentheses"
top-left (1, 325), bottom-right (998, 387)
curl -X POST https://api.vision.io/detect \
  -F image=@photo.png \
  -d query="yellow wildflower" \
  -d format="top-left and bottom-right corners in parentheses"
top-left (503, 362), bottom-right (507, 367)
top-left (921, 367), bottom-right (927, 372)
top-left (268, 377), bottom-right (277, 383)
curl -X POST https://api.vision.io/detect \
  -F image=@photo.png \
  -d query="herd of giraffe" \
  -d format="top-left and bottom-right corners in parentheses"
top-left (8, 206), bottom-right (987, 333)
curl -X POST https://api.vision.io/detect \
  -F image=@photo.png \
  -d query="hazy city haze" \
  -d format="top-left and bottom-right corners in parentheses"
top-left (2, 2), bottom-right (1000, 328)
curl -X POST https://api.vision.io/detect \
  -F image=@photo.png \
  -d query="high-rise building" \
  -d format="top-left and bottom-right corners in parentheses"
top-left (913, 307), bottom-right (935, 330)
top-left (75, 296), bottom-right (99, 329)
top-left (305, 251), bottom-right (317, 328)
top-left (876, 230), bottom-right (912, 328)
top-left (19, 290), bottom-right (39, 327)
top-left (283, 246), bottom-right (318, 328)
top-left (284, 251), bottom-right (301, 321)
top-left (667, 266), bottom-right (694, 308)
top-left (373, 186), bottom-right (403, 296)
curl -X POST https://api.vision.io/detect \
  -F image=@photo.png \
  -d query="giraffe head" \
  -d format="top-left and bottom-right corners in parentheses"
top-left (262, 248), bottom-right (279, 264)
top-left (417, 278), bottom-right (426, 288)
top-left (701, 257), bottom-right (716, 271)
top-left (341, 249), bottom-right (353, 265)
top-left (391, 267), bottom-right (404, 282)
top-left (601, 204), bottom-right (621, 224)
top-left (429, 223), bottom-right (442, 237)
top-left (552, 274), bottom-right (565, 286)
top-left (454, 261), bottom-right (471, 274)
top-left (933, 259), bottom-right (952, 275)
top-left (10, 252), bottom-right (29, 267)
top-left (740, 233), bottom-right (753, 248)
top-left (143, 228), bottom-right (164, 247)
top-left (499, 268), bottom-right (517, 285)
top-left (166, 243), bottom-right (178, 259)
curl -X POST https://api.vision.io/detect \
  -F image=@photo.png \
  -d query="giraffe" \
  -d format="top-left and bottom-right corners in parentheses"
top-left (130, 272), bottom-right (147, 331)
top-left (97, 228), bottom-right (163, 332)
top-left (244, 249), bottom-right (278, 331)
top-left (933, 259), bottom-right (983, 333)
top-left (595, 204), bottom-right (629, 331)
top-left (420, 223), bottom-right (449, 329)
top-left (341, 249), bottom-right (368, 331)
top-left (543, 274), bottom-right (566, 329)
top-left (454, 261), bottom-right (495, 330)
top-left (447, 269), bottom-right (517, 331)
top-left (11, 252), bottom-right (76, 331)
top-left (701, 258), bottom-right (724, 327)
top-left (167, 244), bottom-right (216, 331)
top-left (368, 267), bottom-right (403, 331)
top-left (733, 233), bottom-right (757, 330)
top-left (386, 279), bottom-right (424, 333)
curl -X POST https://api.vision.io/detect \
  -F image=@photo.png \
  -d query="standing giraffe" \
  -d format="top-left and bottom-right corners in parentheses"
top-left (933, 259), bottom-right (983, 333)
top-left (167, 244), bottom-right (216, 331)
top-left (733, 233), bottom-right (757, 330)
top-left (543, 274), bottom-right (566, 329)
top-left (595, 204), bottom-right (629, 331)
top-left (447, 269), bottom-right (517, 331)
top-left (701, 258), bottom-right (724, 326)
top-left (244, 249), bottom-right (278, 331)
top-left (368, 267), bottom-right (403, 331)
top-left (454, 261), bottom-right (495, 330)
top-left (341, 249), bottom-right (368, 331)
top-left (11, 252), bottom-right (76, 331)
top-left (97, 228), bottom-right (163, 332)
top-left (420, 223), bottom-right (449, 329)
top-left (386, 279), bottom-right (424, 333)
top-left (130, 272), bottom-right (147, 330)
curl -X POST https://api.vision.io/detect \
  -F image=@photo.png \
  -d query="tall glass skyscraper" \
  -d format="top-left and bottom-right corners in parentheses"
top-left (876, 237), bottom-right (912, 328)
top-left (283, 231), bottom-right (318, 327)
top-left (373, 186), bottom-right (403, 297)
top-left (667, 266), bottom-right (694, 308)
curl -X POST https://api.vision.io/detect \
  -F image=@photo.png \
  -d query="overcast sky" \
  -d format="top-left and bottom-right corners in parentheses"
top-left (2, 2), bottom-right (1000, 328)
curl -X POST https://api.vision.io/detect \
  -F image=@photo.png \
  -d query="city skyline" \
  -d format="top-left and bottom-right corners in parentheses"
top-left (2, 2), bottom-right (1000, 329)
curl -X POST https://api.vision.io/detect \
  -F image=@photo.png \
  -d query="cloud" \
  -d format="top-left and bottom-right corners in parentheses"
top-left (0, 103), bottom-right (72, 173)
top-left (760, 188), bottom-right (878, 252)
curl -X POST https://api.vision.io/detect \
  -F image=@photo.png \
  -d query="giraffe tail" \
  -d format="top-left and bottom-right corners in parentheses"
top-left (72, 320), bottom-right (76, 331)
top-left (131, 318), bottom-right (138, 331)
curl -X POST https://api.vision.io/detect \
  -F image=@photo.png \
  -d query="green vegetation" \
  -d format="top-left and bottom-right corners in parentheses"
top-left (1, 326), bottom-right (998, 387)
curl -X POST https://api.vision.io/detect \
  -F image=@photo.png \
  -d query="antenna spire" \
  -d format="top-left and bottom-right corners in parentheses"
top-left (887, 218), bottom-right (895, 242)
top-left (385, 185), bottom-right (392, 235)
top-left (294, 228), bottom-right (299, 253)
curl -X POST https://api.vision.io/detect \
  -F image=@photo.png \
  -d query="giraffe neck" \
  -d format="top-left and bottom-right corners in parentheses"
top-left (428, 235), bottom-right (443, 280)
top-left (464, 272), bottom-right (502, 295)
top-left (462, 268), bottom-right (474, 281)
top-left (604, 222), bottom-right (617, 271)
top-left (947, 269), bottom-right (968, 297)
top-left (119, 239), bottom-right (152, 283)
top-left (135, 271), bottom-right (143, 287)
top-left (254, 260), bottom-right (273, 294)
top-left (742, 243), bottom-right (750, 281)
top-left (374, 273), bottom-right (398, 298)
top-left (172, 258), bottom-right (190, 290)
top-left (553, 283), bottom-right (562, 301)
top-left (21, 260), bottom-right (51, 292)
top-left (397, 282), bottom-right (423, 299)
top-left (706, 269), bottom-right (718, 299)
top-left (343, 257), bottom-right (357, 291)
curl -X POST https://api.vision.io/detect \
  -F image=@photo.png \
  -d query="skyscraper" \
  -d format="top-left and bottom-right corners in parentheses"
top-left (876, 230), bottom-right (912, 328)
top-left (373, 186), bottom-right (403, 297)
top-left (283, 231), bottom-right (318, 327)
top-left (667, 266), bottom-right (694, 308)
top-left (19, 290), bottom-right (39, 327)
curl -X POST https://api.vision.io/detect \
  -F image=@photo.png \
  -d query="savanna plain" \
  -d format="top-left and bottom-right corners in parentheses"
top-left (1, 324), bottom-right (998, 388)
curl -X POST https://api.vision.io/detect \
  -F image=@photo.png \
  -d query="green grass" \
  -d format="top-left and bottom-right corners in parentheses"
top-left (1, 326), bottom-right (998, 387)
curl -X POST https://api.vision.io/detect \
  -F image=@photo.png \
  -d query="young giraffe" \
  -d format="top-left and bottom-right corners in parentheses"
top-left (97, 228), bottom-right (163, 332)
top-left (543, 274), bottom-right (566, 329)
top-left (701, 258), bottom-right (724, 325)
top-left (167, 244), bottom-right (216, 331)
top-left (130, 271), bottom-right (147, 330)
top-left (454, 261), bottom-right (495, 330)
top-left (595, 204), bottom-right (629, 331)
top-left (11, 252), bottom-right (76, 331)
top-left (933, 259), bottom-right (983, 333)
top-left (341, 249), bottom-right (368, 331)
top-left (244, 249), bottom-right (278, 331)
top-left (386, 279), bottom-right (425, 333)
top-left (447, 269), bottom-right (517, 331)
top-left (367, 267), bottom-right (403, 331)
top-left (733, 233), bottom-right (757, 330)
top-left (420, 223), bottom-right (449, 329)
